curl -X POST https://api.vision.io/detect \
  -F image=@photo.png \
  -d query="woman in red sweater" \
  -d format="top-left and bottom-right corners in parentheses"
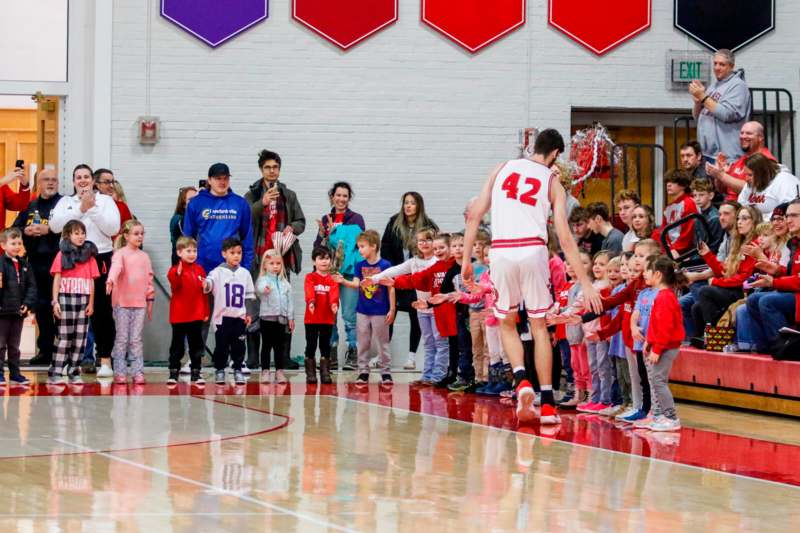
top-left (691, 205), bottom-right (762, 343)
top-left (642, 256), bottom-right (687, 432)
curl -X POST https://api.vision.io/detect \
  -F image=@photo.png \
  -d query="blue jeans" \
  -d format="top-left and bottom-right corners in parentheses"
top-left (456, 310), bottom-right (474, 380)
top-left (331, 283), bottom-right (358, 349)
top-left (587, 340), bottom-right (613, 404)
top-left (81, 325), bottom-right (95, 364)
top-left (417, 313), bottom-right (449, 381)
top-left (735, 302), bottom-right (766, 351)
top-left (557, 339), bottom-right (573, 386)
top-left (746, 291), bottom-right (796, 352)
top-left (679, 281), bottom-right (706, 339)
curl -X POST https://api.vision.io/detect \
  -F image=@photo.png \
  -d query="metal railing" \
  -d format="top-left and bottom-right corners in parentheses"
top-left (609, 143), bottom-right (667, 215)
top-left (749, 87), bottom-right (796, 173)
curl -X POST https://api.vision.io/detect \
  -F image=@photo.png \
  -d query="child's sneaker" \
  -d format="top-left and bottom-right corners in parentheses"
top-left (215, 370), bottom-right (226, 384)
top-left (515, 381), bottom-right (536, 424)
top-left (621, 409), bottom-right (647, 423)
top-left (274, 370), bottom-right (287, 384)
top-left (381, 374), bottom-right (393, 385)
top-left (539, 403), bottom-right (561, 425)
top-left (558, 393), bottom-right (580, 408)
top-left (649, 416), bottom-right (681, 432)
top-left (576, 402), bottom-right (600, 413)
top-left (133, 373), bottom-right (146, 385)
top-left (403, 354), bottom-right (416, 370)
top-left (633, 414), bottom-right (655, 428)
top-left (47, 374), bottom-right (64, 385)
top-left (113, 374), bottom-right (127, 385)
top-left (447, 377), bottom-right (473, 392)
top-left (234, 370), bottom-right (246, 385)
top-left (180, 362), bottom-right (191, 375)
top-left (584, 402), bottom-right (611, 414)
top-left (167, 370), bottom-right (179, 384)
top-left (9, 374), bottom-right (30, 386)
top-left (616, 406), bottom-right (639, 420)
top-left (355, 373), bottom-right (369, 384)
top-left (260, 370), bottom-right (273, 384)
top-left (598, 404), bottom-right (623, 417)
top-left (96, 365), bottom-right (113, 378)
top-left (241, 363), bottom-right (251, 375)
top-left (191, 369), bottom-right (205, 385)
top-left (69, 373), bottom-right (83, 385)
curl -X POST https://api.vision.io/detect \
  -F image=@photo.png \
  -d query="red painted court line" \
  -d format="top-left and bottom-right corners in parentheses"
top-left (7, 379), bottom-right (800, 486)
top-left (0, 393), bottom-right (291, 461)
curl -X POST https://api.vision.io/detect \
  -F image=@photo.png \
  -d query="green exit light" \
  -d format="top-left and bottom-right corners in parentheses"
top-left (679, 61), bottom-right (702, 81)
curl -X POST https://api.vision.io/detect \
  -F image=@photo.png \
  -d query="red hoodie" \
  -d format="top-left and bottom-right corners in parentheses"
top-left (395, 257), bottom-right (457, 337)
top-left (646, 288), bottom-right (685, 356)
top-left (555, 280), bottom-right (572, 341)
top-left (597, 275), bottom-right (646, 350)
top-left (662, 192), bottom-right (698, 255)
top-left (167, 261), bottom-right (209, 324)
top-left (769, 239), bottom-right (800, 323)
top-left (304, 271), bottom-right (340, 325)
top-left (701, 240), bottom-right (758, 288)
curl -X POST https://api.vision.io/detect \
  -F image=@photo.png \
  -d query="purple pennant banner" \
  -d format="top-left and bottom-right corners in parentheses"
top-left (161, 0), bottom-right (269, 47)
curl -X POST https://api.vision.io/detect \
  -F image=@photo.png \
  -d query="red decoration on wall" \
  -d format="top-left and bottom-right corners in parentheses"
top-left (422, 0), bottom-right (526, 54)
top-left (548, 0), bottom-right (651, 56)
top-left (292, 0), bottom-right (397, 50)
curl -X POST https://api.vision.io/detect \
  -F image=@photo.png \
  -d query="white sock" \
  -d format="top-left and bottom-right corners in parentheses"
top-left (513, 366), bottom-right (525, 374)
top-left (541, 385), bottom-right (552, 391)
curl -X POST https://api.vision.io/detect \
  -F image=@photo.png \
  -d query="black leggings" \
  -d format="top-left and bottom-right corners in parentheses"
top-left (91, 252), bottom-right (115, 358)
top-left (691, 285), bottom-right (742, 336)
top-left (635, 351), bottom-right (652, 415)
top-left (305, 324), bottom-right (333, 361)
top-left (260, 320), bottom-right (288, 369)
top-left (169, 321), bottom-right (203, 371)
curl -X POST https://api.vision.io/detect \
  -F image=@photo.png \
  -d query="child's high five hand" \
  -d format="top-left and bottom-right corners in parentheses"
top-left (147, 301), bottom-right (153, 321)
top-left (331, 303), bottom-right (339, 315)
top-left (105, 280), bottom-right (113, 295)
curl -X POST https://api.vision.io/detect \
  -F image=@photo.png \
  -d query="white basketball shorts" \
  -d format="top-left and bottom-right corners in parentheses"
top-left (489, 244), bottom-right (552, 319)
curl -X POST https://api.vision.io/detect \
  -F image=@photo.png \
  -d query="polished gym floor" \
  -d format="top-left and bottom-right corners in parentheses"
top-left (0, 371), bottom-right (799, 532)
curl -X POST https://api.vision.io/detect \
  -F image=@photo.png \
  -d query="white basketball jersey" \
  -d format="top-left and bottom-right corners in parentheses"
top-left (490, 158), bottom-right (553, 248)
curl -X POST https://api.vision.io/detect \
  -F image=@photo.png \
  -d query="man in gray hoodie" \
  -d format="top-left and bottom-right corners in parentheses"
top-left (690, 49), bottom-right (751, 161)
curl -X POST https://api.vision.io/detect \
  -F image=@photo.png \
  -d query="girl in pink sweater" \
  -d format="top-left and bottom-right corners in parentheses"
top-left (106, 220), bottom-right (154, 384)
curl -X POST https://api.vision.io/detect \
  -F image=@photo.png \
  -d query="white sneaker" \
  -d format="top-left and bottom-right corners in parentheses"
top-left (649, 416), bottom-right (681, 432)
top-left (403, 354), bottom-right (416, 370)
top-left (179, 362), bottom-right (191, 375)
top-left (96, 365), bottom-right (113, 378)
top-left (615, 406), bottom-right (638, 421)
top-left (599, 404), bottom-right (623, 417)
top-left (242, 363), bottom-right (251, 375)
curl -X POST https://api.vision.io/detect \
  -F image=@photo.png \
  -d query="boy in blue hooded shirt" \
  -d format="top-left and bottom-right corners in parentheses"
top-left (183, 163), bottom-right (255, 274)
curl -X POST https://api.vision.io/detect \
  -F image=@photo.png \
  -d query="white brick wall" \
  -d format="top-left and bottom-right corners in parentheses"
top-left (109, 0), bottom-right (800, 360)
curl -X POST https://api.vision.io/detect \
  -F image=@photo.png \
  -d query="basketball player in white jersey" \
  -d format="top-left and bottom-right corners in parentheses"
top-left (462, 129), bottom-right (602, 425)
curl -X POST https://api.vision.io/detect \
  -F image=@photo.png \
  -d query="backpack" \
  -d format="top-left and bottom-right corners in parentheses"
top-left (771, 328), bottom-right (800, 361)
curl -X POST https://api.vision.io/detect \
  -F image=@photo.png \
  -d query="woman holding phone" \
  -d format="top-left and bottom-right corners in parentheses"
top-left (0, 160), bottom-right (32, 232)
top-left (49, 164), bottom-right (121, 377)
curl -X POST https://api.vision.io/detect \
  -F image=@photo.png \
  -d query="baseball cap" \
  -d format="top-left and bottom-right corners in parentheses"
top-left (772, 202), bottom-right (790, 219)
top-left (208, 162), bottom-right (230, 178)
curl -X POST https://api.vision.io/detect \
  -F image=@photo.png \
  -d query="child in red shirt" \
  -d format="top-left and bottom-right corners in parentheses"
top-left (167, 236), bottom-right (209, 385)
top-left (640, 255), bottom-right (686, 432)
top-left (662, 170), bottom-right (698, 257)
top-left (304, 247), bottom-right (340, 384)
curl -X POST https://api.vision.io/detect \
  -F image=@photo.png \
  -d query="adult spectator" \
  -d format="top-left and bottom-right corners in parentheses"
top-left (680, 141), bottom-right (708, 182)
top-left (243, 150), bottom-right (306, 371)
top-left (381, 191), bottom-right (438, 370)
top-left (615, 189), bottom-right (640, 252)
top-left (184, 163), bottom-right (254, 276)
top-left (586, 202), bottom-right (624, 253)
top-left (94, 169), bottom-right (133, 227)
top-left (50, 164), bottom-right (121, 377)
top-left (569, 207), bottom-right (603, 256)
top-left (747, 200), bottom-right (800, 353)
top-left (691, 205), bottom-right (761, 347)
top-left (313, 181), bottom-right (365, 370)
top-left (737, 153), bottom-right (800, 218)
top-left (12, 169), bottom-right (61, 366)
top-left (706, 122), bottom-right (775, 201)
top-left (0, 163), bottom-right (31, 230)
top-left (690, 49), bottom-right (751, 162)
top-left (170, 186), bottom-right (197, 266)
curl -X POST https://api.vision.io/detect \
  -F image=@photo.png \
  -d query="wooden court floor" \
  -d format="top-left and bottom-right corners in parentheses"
top-left (0, 371), bottom-right (799, 532)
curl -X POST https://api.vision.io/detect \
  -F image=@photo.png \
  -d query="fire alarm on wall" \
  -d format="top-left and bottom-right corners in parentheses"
top-left (138, 116), bottom-right (160, 145)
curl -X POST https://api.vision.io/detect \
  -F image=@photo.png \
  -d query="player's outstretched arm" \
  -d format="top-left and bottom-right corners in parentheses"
top-left (551, 178), bottom-right (603, 314)
top-left (462, 164), bottom-right (503, 285)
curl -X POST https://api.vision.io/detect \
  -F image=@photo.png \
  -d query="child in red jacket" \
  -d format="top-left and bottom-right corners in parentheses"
top-left (304, 247), bottom-right (340, 384)
top-left (640, 255), bottom-right (686, 432)
top-left (167, 237), bottom-right (209, 385)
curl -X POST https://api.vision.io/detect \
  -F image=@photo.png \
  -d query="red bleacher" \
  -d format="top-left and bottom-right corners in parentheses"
top-left (670, 347), bottom-right (800, 414)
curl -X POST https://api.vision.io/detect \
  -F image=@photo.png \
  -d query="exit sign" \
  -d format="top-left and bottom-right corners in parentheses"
top-left (667, 50), bottom-right (711, 89)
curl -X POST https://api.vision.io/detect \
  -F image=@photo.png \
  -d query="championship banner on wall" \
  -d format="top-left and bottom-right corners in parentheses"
top-left (161, 0), bottom-right (269, 47)
top-left (293, 0), bottom-right (397, 50)
top-left (674, 0), bottom-right (775, 52)
top-left (421, 0), bottom-right (526, 54)
top-left (548, 0), bottom-right (651, 56)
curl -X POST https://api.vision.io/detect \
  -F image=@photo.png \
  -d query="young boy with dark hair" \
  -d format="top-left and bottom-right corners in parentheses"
top-left (204, 237), bottom-right (256, 386)
top-left (336, 230), bottom-right (395, 385)
top-left (662, 169), bottom-right (699, 258)
top-left (0, 228), bottom-right (36, 385)
top-left (305, 246), bottom-right (340, 384)
top-left (691, 178), bottom-right (724, 254)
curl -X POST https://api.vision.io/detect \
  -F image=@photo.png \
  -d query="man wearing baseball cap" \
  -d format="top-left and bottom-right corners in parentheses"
top-left (183, 162), bottom-right (254, 277)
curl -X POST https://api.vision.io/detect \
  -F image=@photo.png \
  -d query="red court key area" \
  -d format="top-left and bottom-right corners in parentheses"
top-left (548, 0), bottom-right (651, 56)
top-left (422, 0), bottom-right (527, 53)
top-left (292, 0), bottom-right (397, 50)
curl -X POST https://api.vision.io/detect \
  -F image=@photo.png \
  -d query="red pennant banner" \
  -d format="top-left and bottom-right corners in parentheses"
top-left (293, 0), bottom-right (397, 50)
top-left (548, 0), bottom-right (651, 56)
top-left (422, 0), bottom-right (526, 53)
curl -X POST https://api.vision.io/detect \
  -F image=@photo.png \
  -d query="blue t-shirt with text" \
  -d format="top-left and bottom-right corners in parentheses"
top-left (634, 287), bottom-right (658, 352)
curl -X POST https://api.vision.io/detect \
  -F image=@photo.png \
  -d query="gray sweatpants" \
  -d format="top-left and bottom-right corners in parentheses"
top-left (112, 307), bottom-right (146, 377)
top-left (645, 348), bottom-right (679, 419)
top-left (357, 312), bottom-right (391, 374)
top-left (625, 347), bottom-right (643, 410)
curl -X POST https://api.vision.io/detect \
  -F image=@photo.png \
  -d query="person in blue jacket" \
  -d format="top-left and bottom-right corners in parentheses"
top-left (183, 163), bottom-right (254, 276)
